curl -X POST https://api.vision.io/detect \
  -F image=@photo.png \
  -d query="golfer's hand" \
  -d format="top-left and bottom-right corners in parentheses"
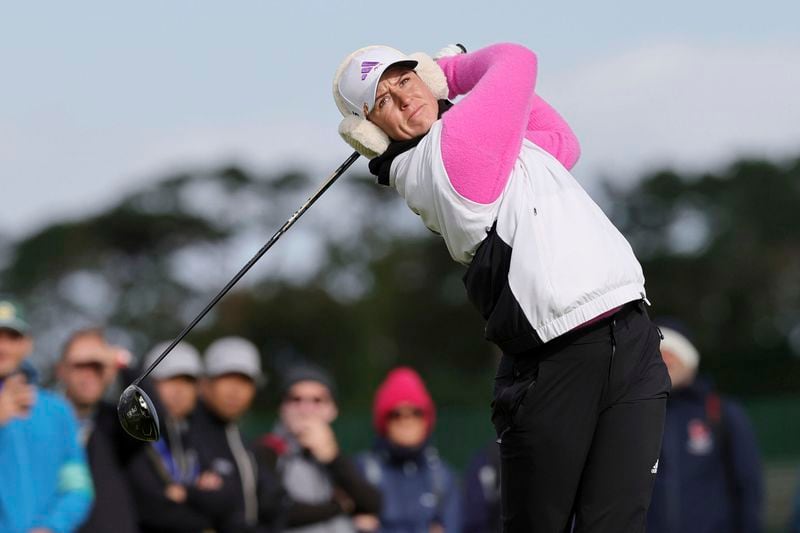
top-left (433, 43), bottom-right (467, 60)
top-left (0, 374), bottom-right (36, 425)
top-left (296, 419), bottom-right (339, 463)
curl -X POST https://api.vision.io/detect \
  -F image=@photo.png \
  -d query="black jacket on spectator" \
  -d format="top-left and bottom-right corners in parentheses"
top-left (127, 414), bottom-right (236, 533)
top-left (255, 428), bottom-right (382, 529)
top-left (190, 401), bottom-right (286, 533)
top-left (78, 401), bottom-right (143, 533)
top-left (462, 440), bottom-right (501, 533)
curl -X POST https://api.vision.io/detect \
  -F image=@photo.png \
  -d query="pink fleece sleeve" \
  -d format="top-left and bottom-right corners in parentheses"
top-left (436, 44), bottom-right (580, 204)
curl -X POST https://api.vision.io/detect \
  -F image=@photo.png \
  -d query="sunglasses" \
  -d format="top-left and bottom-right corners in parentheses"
top-left (285, 395), bottom-right (331, 406)
top-left (68, 361), bottom-right (106, 374)
top-left (387, 408), bottom-right (425, 420)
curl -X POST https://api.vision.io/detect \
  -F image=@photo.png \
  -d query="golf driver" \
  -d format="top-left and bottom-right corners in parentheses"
top-left (118, 151), bottom-right (361, 441)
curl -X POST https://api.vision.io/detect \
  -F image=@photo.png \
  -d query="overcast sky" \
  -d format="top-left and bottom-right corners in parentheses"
top-left (2, 0), bottom-right (799, 238)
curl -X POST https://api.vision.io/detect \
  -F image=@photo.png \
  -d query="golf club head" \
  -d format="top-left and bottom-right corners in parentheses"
top-left (117, 384), bottom-right (160, 441)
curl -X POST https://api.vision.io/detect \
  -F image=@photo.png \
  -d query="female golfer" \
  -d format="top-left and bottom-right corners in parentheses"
top-left (333, 43), bottom-right (671, 533)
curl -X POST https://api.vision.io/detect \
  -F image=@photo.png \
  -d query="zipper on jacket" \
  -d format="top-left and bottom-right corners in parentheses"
top-left (496, 425), bottom-right (511, 445)
top-left (608, 318), bottom-right (617, 382)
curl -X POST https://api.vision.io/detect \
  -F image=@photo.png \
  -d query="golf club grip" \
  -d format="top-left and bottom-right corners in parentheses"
top-left (136, 150), bottom-right (361, 383)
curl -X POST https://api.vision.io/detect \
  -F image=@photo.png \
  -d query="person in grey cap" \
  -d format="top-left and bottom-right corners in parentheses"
top-left (192, 336), bottom-right (284, 533)
top-left (127, 340), bottom-right (232, 533)
top-left (255, 363), bottom-right (381, 533)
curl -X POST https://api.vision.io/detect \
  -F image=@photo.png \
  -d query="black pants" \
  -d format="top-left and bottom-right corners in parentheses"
top-left (492, 301), bottom-right (671, 533)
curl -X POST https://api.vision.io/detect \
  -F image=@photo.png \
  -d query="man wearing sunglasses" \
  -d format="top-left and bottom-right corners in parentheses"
top-left (57, 327), bottom-right (143, 533)
top-left (256, 364), bottom-right (381, 533)
top-left (0, 298), bottom-right (94, 533)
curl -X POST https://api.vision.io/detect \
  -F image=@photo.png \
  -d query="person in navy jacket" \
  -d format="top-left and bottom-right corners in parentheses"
top-left (355, 367), bottom-right (461, 533)
top-left (647, 324), bottom-right (763, 533)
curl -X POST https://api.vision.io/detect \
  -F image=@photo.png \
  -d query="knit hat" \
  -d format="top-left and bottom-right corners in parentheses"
top-left (372, 367), bottom-right (435, 437)
top-left (333, 46), bottom-right (450, 159)
top-left (280, 363), bottom-right (337, 402)
top-left (658, 323), bottom-right (700, 371)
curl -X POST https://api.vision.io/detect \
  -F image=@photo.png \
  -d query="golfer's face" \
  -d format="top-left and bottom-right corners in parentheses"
top-left (368, 68), bottom-right (438, 141)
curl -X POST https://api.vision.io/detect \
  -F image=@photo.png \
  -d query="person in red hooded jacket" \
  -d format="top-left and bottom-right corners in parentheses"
top-left (354, 367), bottom-right (461, 533)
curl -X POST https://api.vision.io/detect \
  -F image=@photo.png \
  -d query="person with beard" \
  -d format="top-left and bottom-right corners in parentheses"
top-left (127, 341), bottom-right (232, 532)
top-left (355, 367), bottom-right (460, 533)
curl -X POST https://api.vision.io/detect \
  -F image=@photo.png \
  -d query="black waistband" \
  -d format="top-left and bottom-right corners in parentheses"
top-left (510, 300), bottom-right (645, 358)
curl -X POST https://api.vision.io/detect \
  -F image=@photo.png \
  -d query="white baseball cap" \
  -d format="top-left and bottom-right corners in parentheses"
top-left (144, 341), bottom-right (203, 380)
top-left (336, 45), bottom-right (418, 118)
top-left (204, 336), bottom-right (265, 385)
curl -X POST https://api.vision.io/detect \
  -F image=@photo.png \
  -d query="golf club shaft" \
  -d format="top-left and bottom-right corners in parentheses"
top-left (135, 150), bottom-right (361, 384)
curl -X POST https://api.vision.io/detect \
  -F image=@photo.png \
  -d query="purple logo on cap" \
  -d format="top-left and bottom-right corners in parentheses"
top-left (360, 61), bottom-right (382, 81)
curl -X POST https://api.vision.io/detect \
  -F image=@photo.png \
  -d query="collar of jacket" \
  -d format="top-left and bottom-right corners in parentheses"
top-left (375, 435), bottom-right (433, 464)
top-left (368, 99), bottom-right (454, 186)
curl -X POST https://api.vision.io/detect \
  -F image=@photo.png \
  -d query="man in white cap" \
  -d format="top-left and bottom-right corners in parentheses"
top-left (647, 323), bottom-right (764, 533)
top-left (127, 340), bottom-right (231, 532)
top-left (192, 336), bottom-right (284, 533)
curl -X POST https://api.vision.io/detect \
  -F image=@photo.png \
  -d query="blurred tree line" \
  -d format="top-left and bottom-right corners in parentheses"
top-left (2, 156), bottom-right (799, 409)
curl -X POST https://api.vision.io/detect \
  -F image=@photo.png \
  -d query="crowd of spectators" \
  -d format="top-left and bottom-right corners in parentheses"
top-left (0, 296), bottom-right (781, 532)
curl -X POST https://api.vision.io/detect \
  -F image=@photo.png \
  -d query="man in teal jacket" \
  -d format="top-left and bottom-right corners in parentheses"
top-left (0, 298), bottom-right (94, 532)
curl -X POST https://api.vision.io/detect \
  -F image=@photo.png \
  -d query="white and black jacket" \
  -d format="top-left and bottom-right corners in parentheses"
top-left (389, 121), bottom-right (647, 354)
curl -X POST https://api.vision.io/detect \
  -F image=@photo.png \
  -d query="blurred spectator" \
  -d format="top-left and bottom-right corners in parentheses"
top-left (462, 441), bottom-right (500, 533)
top-left (356, 367), bottom-right (461, 533)
top-left (57, 327), bottom-right (143, 533)
top-left (193, 336), bottom-right (285, 532)
top-left (647, 323), bottom-right (763, 533)
top-left (0, 298), bottom-right (94, 532)
top-left (127, 340), bottom-right (232, 532)
top-left (791, 477), bottom-right (800, 533)
top-left (255, 363), bottom-right (381, 532)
